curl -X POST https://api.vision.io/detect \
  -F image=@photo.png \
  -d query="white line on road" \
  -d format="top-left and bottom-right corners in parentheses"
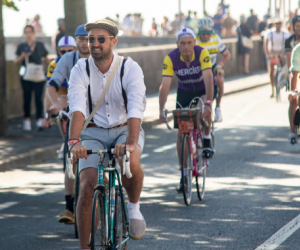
top-left (141, 154), bottom-right (149, 159)
top-left (254, 213), bottom-right (300, 250)
top-left (0, 202), bottom-right (18, 211)
top-left (153, 143), bottom-right (177, 153)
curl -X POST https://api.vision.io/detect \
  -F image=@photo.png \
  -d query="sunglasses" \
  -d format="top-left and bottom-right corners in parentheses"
top-left (60, 49), bottom-right (74, 55)
top-left (87, 36), bottom-right (114, 44)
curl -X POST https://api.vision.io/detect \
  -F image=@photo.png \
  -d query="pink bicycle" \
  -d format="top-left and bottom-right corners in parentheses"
top-left (164, 97), bottom-right (211, 205)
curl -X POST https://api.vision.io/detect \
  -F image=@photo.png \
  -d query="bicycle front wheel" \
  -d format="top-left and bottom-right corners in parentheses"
top-left (181, 134), bottom-right (193, 206)
top-left (196, 157), bottom-right (206, 200)
top-left (90, 189), bottom-right (106, 250)
top-left (114, 187), bottom-right (127, 250)
top-left (74, 160), bottom-right (79, 239)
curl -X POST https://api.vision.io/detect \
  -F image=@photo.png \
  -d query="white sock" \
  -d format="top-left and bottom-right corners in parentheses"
top-left (203, 134), bottom-right (211, 140)
top-left (127, 201), bottom-right (143, 220)
top-left (184, 168), bottom-right (188, 177)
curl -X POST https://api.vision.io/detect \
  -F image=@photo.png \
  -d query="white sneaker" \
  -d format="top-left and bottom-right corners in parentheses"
top-left (36, 119), bottom-right (43, 130)
top-left (214, 107), bottom-right (223, 122)
top-left (23, 120), bottom-right (31, 131)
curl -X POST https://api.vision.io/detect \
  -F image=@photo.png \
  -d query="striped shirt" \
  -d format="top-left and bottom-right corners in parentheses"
top-left (196, 34), bottom-right (226, 67)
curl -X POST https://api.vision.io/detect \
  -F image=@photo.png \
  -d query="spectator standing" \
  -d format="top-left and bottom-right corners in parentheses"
top-left (150, 18), bottom-right (158, 37)
top-left (258, 15), bottom-right (268, 34)
top-left (161, 16), bottom-right (170, 36)
top-left (237, 15), bottom-right (253, 74)
top-left (218, 0), bottom-right (229, 15)
top-left (247, 9), bottom-right (259, 34)
top-left (14, 25), bottom-right (50, 131)
top-left (223, 11), bottom-right (235, 37)
top-left (52, 18), bottom-right (65, 56)
top-left (121, 14), bottom-right (131, 36)
top-left (30, 14), bottom-right (44, 36)
top-left (213, 8), bottom-right (224, 37)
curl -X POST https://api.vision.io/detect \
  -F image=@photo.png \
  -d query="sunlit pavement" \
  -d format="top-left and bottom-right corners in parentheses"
top-left (1, 85), bottom-right (300, 250)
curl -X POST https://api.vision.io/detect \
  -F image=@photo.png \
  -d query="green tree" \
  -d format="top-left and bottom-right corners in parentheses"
top-left (64, 0), bottom-right (87, 36)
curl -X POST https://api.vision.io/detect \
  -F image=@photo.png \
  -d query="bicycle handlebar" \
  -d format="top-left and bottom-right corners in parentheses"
top-left (56, 110), bottom-right (69, 120)
top-left (67, 148), bottom-right (132, 180)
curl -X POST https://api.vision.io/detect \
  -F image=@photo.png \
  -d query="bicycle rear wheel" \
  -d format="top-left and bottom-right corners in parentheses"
top-left (114, 187), bottom-right (127, 250)
top-left (90, 189), bottom-right (106, 250)
top-left (181, 134), bottom-right (193, 206)
top-left (196, 157), bottom-right (206, 200)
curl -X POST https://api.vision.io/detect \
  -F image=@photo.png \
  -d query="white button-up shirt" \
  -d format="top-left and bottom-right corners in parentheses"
top-left (68, 52), bottom-right (146, 128)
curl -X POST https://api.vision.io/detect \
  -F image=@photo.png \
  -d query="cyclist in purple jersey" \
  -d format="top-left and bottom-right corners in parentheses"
top-left (159, 28), bottom-right (216, 192)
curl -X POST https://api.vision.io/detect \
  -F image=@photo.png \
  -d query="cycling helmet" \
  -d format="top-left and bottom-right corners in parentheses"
top-left (292, 15), bottom-right (300, 27)
top-left (197, 17), bottom-right (214, 34)
top-left (58, 36), bottom-right (76, 47)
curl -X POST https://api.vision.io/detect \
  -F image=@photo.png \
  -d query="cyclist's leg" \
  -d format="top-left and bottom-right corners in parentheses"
top-left (114, 126), bottom-right (146, 240)
top-left (289, 98), bottom-right (297, 133)
top-left (215, 75), bottom-right (224, 122)
top-left (76, 128), bottom-right (109, 249)
top-left (199, 94), bottom-right (215, 158)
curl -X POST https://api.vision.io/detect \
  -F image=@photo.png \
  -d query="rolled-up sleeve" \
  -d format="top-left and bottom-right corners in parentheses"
top-left (290, 44), bottom-right (300, 72)
top-left (68, 63), bottom-right (88, 119)
top-left (47, 53), bottom-right (70, 90)
top-left (124, 62), bottom-right (146, 121)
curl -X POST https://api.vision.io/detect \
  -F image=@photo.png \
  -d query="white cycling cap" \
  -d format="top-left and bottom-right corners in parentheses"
top-left (177, 28), bottom-right (196, 40)
top-left (58, 35), bottom-right (77, 47)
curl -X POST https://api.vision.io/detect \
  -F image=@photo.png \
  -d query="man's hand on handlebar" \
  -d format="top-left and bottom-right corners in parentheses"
top-left (113, 143), bottom-right (135, 158)
top-left (70, 142), bottom-right (88, 159)
top-left (160, 109), bottom-right (168, 123)
top-left (202, 105), bottom-right (212, 121)
top-left (49, 103), bottom-right (63, 116)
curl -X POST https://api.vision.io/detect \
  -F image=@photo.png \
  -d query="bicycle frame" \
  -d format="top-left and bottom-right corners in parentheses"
top-left (91, 150), bottom-right (130, 249)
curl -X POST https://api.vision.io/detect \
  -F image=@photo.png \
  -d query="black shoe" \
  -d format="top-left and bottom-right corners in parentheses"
top-left (202, 138), bottom-right (214, 159)
top-left (290, 134), bottom-right (297, 145)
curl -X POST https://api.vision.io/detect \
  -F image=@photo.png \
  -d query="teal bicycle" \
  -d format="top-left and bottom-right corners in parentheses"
top-left (67, 147), bottom-right (131, 250)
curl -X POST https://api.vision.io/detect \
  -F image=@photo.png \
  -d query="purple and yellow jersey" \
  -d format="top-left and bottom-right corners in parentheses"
top-left (46, 56), bottom-right (68, 88)
top-left (162, 46), bottom-right (213, 92)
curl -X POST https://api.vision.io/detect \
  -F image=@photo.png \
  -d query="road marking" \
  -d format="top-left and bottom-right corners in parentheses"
top-left (141, 154), bottom-right (149, 159)
top-left (0, 202), bottom-right (18, 211)
top-left (153, 143), bottom-right (176, 153)
top-left (254, 213), bottom-right (300, 250)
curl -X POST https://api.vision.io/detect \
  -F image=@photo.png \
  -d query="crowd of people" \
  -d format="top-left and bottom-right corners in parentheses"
top-left (11, 2), bottom-right (300, 248)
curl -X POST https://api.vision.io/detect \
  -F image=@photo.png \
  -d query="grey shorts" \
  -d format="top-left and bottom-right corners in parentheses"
top-left (79, 125), bottom-right (145, 173)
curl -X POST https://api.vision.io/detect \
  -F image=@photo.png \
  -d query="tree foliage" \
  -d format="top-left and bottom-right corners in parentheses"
top-left (3, 0), bottom-right (28, 11)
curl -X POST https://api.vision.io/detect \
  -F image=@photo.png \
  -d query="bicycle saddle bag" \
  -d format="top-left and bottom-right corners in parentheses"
top-left (173, 109), bottom-right (199, 131)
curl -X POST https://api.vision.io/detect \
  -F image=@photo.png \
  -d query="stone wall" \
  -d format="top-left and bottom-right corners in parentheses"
top-left (6, 36), bottom-right (265, 118)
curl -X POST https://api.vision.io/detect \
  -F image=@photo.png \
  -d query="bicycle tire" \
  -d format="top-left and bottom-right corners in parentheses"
top-left (181, 134), bottom-right (193, 206)
top-left (74, 161), bottom-right (79, 239)
top-left (275, 71), bottom-right (281, 102)
top-left (90, 189), bottom-right (106, 250)
top-left (114, 187), bottom-right (127, 250)
top-left (196, 157), bottom-right (206, 200)
top-left (295, 125), bottom-right (299, 144)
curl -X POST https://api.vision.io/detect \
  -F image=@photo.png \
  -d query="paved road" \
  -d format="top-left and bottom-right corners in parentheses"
top-left (1, 85), bottom-right (300, 250)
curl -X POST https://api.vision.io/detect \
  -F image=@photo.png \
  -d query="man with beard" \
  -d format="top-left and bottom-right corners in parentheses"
top-left (45, 24), bottom-right (90, 224)
top-left (68, 19), bottom-right (146, 249)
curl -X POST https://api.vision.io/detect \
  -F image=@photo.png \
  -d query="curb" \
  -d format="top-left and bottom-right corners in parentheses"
top-left (1, 81), bottom-right (268, 171)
